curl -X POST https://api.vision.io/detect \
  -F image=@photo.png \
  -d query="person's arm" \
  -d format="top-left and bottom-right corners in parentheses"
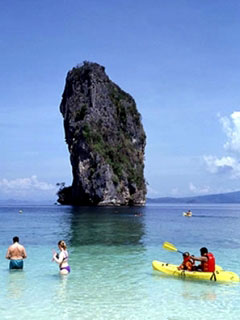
top-left (190, 255), bottom-right (207, 262)
top-left (22, 247), bottom-right (27, 259)
top-left (53, 251), bottom-right (64, 265)
top-left (5, 247), bottom-right (11, 260)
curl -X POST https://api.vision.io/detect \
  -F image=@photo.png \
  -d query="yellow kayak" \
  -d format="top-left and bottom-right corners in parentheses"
top-left (152, 260), bottom-right (239, 283)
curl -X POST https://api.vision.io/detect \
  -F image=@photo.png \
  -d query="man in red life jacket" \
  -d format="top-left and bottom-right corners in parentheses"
top-left (178, 252), bottom-right (195, 271)
top-left (191, 247), bottom-right (215, 272)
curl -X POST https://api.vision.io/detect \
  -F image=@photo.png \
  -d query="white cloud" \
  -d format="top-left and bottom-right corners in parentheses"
top-left (170, 188), bottom-right (180, 196)
top-left (147, 186), bottom-right (162, 197)
top-left (189, 182), bottom-right (210, 194)
top-left (219, 111), bottom-right (240, 153)
top-left (204, 111), bottom-right (240, 179)
top-left (203, 155), bottom-right (240, 178)
top-left (0, 175), bottom-right (55, 191)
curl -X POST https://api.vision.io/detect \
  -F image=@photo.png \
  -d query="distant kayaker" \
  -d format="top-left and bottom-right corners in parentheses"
top-left (186, 210), bottom-right (192, 216)
top-left (178, 252), bottom-right (195, 271)
top-left (5, 236), bottom-right (27, 270)
top-left (191, 247), bottom-right (215, 272)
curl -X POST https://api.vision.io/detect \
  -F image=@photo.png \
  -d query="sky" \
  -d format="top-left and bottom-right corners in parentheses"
top-left (1, 0), bottom-right (240, 201)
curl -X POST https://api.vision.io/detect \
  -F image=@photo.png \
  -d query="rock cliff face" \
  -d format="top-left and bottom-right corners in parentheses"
top-left (58, 61), bottom-right (146, 206)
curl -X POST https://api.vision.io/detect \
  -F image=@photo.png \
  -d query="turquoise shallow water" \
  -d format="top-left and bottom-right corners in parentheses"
top-left (0, 204), bottom-right (240, 319)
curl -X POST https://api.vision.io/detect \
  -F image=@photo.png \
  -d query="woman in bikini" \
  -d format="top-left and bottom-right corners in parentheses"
top-left (52, 240), bottom-right (70, 275)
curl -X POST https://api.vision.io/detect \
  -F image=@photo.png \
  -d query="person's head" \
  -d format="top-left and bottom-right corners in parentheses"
top-left (200, 247), bottom-right (208, 256)
top-left (13, 236), bottom-right (19, 243)
top-left (183, 252), bottom-right (190, 257)
top-left (58, 240), bottom-right (67, 250)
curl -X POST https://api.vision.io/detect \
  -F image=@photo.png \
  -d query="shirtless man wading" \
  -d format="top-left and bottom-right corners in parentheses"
top-left (6, 236), bottom-right (27, 269)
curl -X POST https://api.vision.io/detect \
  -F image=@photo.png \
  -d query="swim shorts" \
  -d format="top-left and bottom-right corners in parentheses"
top-left (9, 260), bottom-right (24, 270)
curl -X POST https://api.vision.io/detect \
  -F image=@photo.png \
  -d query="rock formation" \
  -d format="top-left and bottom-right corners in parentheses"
top-left (58, 61), bottom-right (146, 206)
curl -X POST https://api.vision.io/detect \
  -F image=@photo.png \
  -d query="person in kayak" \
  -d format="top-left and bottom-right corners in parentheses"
top-left (178, 252), bottom-right (195, 271)
top-left (191, 247), bottom-right (215, 272)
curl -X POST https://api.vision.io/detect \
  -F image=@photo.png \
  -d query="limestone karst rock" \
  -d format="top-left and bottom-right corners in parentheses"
top-left (58, 61), bottom-right (146, 206)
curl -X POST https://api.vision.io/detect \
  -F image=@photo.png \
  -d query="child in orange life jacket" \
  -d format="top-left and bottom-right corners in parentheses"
top-left (178, 252), bottom-right (195, 271)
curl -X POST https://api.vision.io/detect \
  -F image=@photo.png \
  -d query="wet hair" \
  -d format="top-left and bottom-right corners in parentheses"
top-left (183, 252), bottom-right (190, 257)
top-left (13, 236), bottom-right (19, 243)
top-left (200, 247), bottom-right (208, 255)
top-left (58, 240), bottom-right (67, 250)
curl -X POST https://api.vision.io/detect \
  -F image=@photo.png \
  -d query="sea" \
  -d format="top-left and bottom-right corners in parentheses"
top-left (0, 203), bottom-right (240, 320)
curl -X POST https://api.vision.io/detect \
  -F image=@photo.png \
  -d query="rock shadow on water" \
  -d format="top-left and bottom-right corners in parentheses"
top-left (66, 206), bottom-right (146, 247)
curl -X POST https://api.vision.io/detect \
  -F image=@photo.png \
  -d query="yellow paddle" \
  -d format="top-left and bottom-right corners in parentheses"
top-left (162, 241), bottom-right (184, 254)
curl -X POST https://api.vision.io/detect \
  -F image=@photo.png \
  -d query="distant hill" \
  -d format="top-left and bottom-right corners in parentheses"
top-left (147, 191), bottom-right (240, 204)
top-left (0, 199), bottom-right (54, 205)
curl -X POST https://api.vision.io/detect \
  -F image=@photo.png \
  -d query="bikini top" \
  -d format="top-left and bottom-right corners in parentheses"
top-left (62, 251), bottom-right (68, 262)
top-left (59, 250), bottom-right (68, 268)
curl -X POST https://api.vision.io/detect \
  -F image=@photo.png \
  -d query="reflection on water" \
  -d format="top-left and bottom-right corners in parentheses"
top-left (181, 281), bottom-right (217, 301)
top-left (52, 274), bottom-right (69, 304)
top-left (6, 270), bottom-right (26, 299)
top-left (67, 206), bottom-right (146, 247)
top-left (182, 291), bottom-right (217, 301)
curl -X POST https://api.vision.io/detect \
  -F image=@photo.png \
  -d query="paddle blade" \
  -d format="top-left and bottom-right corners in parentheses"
top-left (162, 241), bottom-right (178, 252)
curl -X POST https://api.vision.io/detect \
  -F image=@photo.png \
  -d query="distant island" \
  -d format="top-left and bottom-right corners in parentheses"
top-left (147, 191), bottom-right (240, 204)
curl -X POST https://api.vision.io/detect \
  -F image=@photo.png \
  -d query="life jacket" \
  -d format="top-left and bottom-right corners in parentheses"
top-left (178, 256), bottom-right (194, 271)
top-left (201, 253), bottom-right (215, 272)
